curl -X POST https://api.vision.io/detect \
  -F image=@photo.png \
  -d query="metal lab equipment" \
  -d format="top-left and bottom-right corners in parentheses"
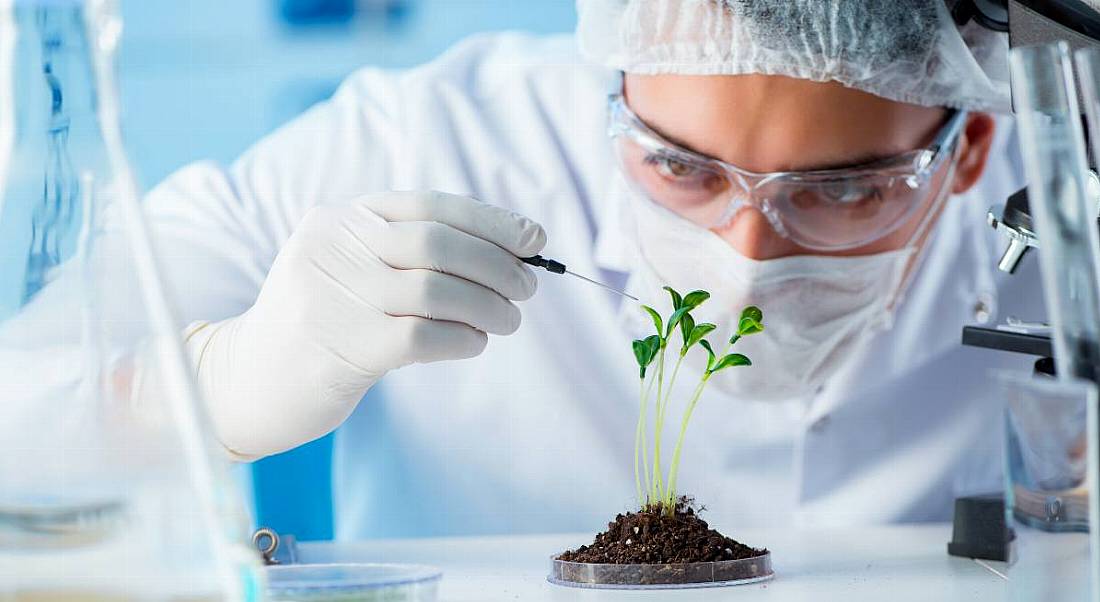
top-left (964, 0), bottom-right (1100, 281)
top-left (0, 0), bottom-right (261, 600)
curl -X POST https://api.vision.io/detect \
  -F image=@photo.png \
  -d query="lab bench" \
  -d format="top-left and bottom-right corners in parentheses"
top-left (297, 523), bottom-right (1015, 601)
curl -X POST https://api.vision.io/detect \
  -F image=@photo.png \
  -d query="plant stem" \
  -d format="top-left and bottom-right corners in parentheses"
top-left (642, 374), bottom-right (655, 501)
top-left (665, 374), bottom-right (710, 511)
top-left (654, 353), bottom-right (684, 503)
top-left (634, 370), bottom-right (657, 507)
top-left (661, 354), bottom-right (685, 428)
top-left (634, 377), bottom-right (645, 505)
top-left (659, 338), bottom-right (735, 510)
top-left (650, 347), bottom-right (667, 505)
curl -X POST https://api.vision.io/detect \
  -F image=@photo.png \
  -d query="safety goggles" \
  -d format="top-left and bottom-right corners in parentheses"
top-left (608, 93), bottom-right (968, 251)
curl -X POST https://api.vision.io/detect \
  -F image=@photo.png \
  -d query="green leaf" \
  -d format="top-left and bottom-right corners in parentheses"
top-left (683, 323), bottom-right (716, 355)
top-left (633, 335), bottom-right (662, 378)
top-left (666, 307), bottom-right (691, 338)
top-left (709, 353), bottom-right (752, 373)
top-left (681, 290), bottom-right (711, 311)
top-left (741, 306), bottom-right (763, 323)
top-left (663, 286), bottom-right (683, 310)
top-left (678, 312), bottom-right (695, 349)
top-left (728, 333), bottom-right (741, 346)
top-left (644, 335), bottom-right (661, 365)
top-left (632, 339), bottom-right (649, 370)
top-left (641, 305), bottom-right (663, 337)
top-left (699, 339), bottom-right (717, 371)
top-left (738, 316), bottom-right (764, 336)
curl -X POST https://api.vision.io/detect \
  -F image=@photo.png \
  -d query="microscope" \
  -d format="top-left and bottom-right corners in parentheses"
top-left (958, 0), bottom-right (1100, 374)
top-left (941, 0), bottom-right (1100, 564)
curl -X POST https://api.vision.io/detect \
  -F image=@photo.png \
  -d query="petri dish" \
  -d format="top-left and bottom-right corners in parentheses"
top-left (548, 551), bottom-right (773, 589)
top-left (265, 563), bottom-right (441, 601)
top-left (0, 498), bottom-right (126, 549)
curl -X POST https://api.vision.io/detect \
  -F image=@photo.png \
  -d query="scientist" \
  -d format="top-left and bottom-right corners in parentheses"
top-left (144, 0), bottom-right (1036, 537)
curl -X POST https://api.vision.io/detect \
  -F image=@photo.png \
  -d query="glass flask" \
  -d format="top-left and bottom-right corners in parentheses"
top-left (0, 0), bottom-right (263, 600)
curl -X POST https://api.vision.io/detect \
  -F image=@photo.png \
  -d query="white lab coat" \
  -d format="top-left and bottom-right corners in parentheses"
top-left (139, 32), bottom-right (1041, 539)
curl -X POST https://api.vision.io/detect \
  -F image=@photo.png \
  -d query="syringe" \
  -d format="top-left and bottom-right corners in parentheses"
top-left (521, 255), bottom-right (639, 302)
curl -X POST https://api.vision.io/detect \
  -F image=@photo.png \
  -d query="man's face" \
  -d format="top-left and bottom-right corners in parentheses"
top-left (623, 73), bottom-right (993, 259)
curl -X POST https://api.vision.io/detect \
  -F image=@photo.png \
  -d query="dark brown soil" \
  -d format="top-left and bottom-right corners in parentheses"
top-left (558, 498), bottom-right (766, 565)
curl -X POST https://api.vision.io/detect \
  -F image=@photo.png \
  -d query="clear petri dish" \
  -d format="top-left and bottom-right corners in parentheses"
top-left (265, 563), bottom-right (442, 601)
top-left (548, 551), bottom-right (773, 589)
top-left (0, 498), bottom-right (127, 549)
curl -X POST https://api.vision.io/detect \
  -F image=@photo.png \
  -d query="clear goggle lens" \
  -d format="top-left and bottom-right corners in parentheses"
top-left (609, 96), bottom-right (964, 251)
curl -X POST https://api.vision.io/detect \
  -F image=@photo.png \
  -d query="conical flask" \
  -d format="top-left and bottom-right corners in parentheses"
top-left (0, 0), bottom-right (263, 599)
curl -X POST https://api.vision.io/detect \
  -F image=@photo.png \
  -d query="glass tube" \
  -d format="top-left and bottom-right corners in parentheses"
top-left (1010, 42), bottom-right (1100, 384)
top-left (1011, 41), bottom-right (1100, 602)
top-left (1073, 42), bottom-right (1100, 602)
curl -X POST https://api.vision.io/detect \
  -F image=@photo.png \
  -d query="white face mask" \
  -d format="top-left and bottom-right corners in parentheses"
top-left (620, 178), bottom-right (944, 402)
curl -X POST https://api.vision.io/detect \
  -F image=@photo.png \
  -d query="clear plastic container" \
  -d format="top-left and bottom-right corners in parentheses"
top-left (265, 563), bottom-right (442, 601)
top-left (548, 552), bottom-right (773, 589)
top-left (1001, 372), bottom-right (1091, 533)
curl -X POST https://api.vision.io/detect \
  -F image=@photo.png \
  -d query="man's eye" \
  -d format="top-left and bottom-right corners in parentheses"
top-left (821, 183), bottom-right (882, 204)
top-left (644, 154), bottom-right (699, 179)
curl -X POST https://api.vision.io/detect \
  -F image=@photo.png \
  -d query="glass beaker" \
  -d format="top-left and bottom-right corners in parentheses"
top-left (1002, 373), bottom-right (1090, 533)
top-left (0, 0), bottom-right (262, 600)
top-left (999, 372), bottom-right (1093, 600)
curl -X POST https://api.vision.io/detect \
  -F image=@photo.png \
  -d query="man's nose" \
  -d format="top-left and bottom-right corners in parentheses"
top-left (711, 202), bottom-right (801, 260)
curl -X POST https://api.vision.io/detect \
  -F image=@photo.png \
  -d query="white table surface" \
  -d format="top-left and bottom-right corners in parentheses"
top-left (297, 524), bottom-right (1011, 601)
top-left (1006, 528), bottom-right (1092, 601)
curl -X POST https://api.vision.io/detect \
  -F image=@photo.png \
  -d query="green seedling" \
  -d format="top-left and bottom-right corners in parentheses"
top-left (631, 294), bottom-right (764, 515)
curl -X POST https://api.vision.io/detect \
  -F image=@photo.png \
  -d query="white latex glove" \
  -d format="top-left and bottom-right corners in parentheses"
top-left (185, 192), bottom-right (546, 460)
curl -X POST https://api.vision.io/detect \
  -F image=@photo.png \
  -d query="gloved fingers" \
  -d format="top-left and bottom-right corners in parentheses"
top-left (383, 269), bottom-right (522, 335)
top-left (356, 191), bottom-right (547, 258)
top-left (390, 315), bottom-right (489, 365)
top-left (376, 221), bottom-right (537, 301)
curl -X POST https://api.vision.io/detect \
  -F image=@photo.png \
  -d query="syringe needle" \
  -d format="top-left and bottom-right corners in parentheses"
top-left (564, 269), bottom-right (639, 302)
top-left (521, 255), bottom-right (638, 302)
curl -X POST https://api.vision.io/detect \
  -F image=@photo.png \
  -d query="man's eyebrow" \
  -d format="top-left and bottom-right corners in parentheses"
top-left (781, 111), bottom-right (954, 171)
top-left (649, 119), bottom-right (898, 173)
top-left (793, 151), bottom-right (899, 172)
top-left (642, 120), bottom-right (715, 160)
top-left (632, 98), bottom-right (912, 173)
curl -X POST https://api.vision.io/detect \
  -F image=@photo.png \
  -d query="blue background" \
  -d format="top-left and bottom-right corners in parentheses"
top-left (116, 0), bottom-right (577, 541)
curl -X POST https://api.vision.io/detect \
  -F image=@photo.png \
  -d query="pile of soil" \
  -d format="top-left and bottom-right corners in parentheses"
top-left (558, 498), bottom-right (765, 565)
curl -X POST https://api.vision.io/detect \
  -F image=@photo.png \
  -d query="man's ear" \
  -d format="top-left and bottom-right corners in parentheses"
top-left (951, 113), bottom-right (996, 194)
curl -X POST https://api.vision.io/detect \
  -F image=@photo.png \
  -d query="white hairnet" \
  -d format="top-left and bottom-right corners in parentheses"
top-left (577, 0), bottom-right (1010, 112)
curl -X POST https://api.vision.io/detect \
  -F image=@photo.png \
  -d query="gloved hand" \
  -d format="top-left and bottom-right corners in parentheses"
top-left (184, 191), bottom-right (546, 460)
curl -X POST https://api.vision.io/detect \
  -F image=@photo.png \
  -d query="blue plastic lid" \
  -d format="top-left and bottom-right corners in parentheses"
top-left (266, 563), bottom-right (441, 596)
